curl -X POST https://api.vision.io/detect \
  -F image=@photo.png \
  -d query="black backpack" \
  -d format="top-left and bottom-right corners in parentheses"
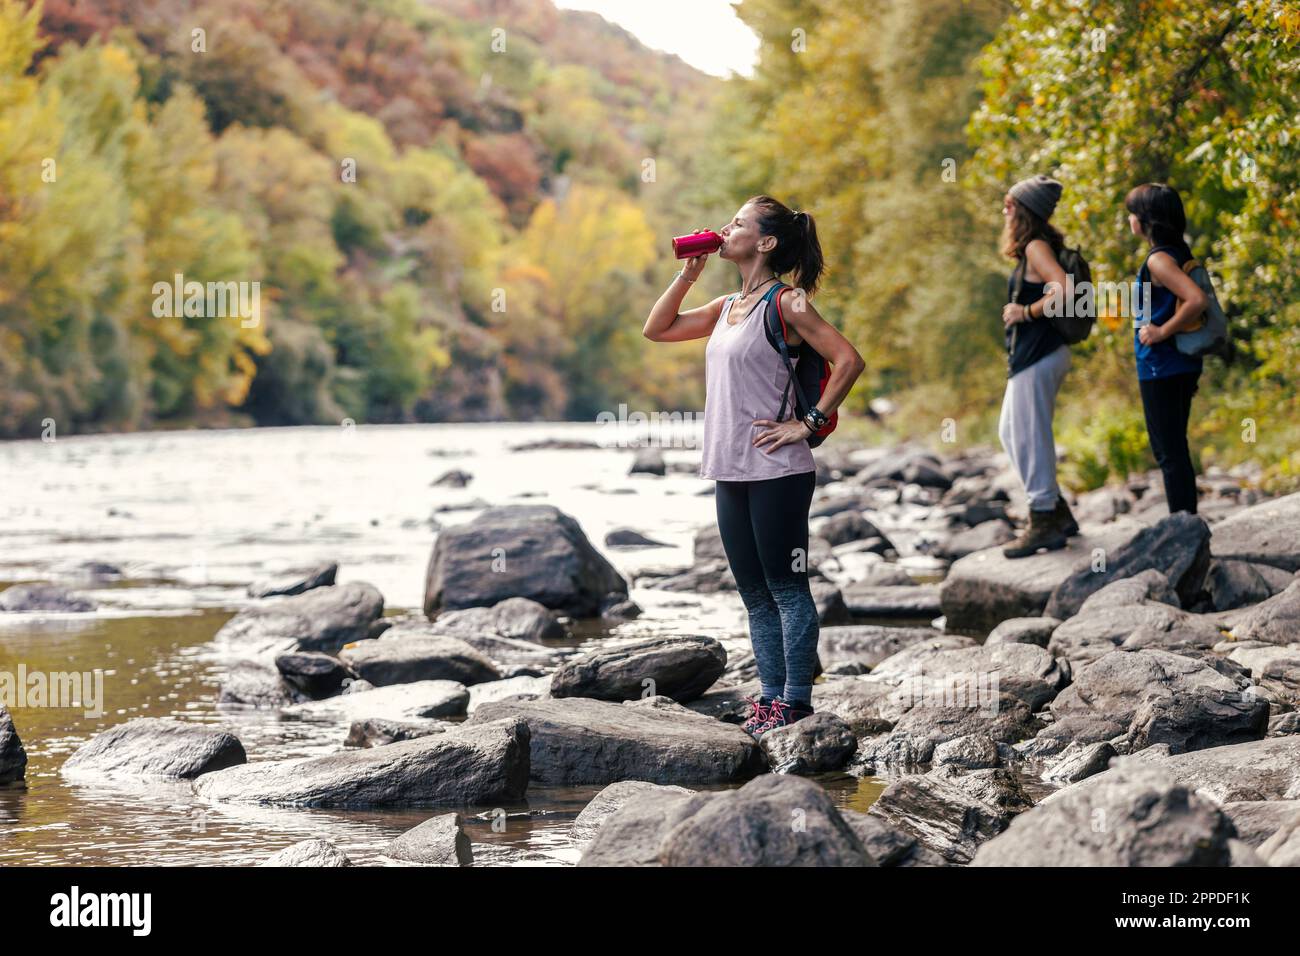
top-left (1011, 245), bottom-right (1094, 346)
top-left (757, 282), bottom-right (837, 447)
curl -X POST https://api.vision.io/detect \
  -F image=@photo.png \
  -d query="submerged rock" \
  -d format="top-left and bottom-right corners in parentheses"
top-left (383, 813), bottom-right (474, 865)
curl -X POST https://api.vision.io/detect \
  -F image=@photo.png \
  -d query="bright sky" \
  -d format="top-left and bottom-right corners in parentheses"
top-left (554, 0), bottom-right (759, 78)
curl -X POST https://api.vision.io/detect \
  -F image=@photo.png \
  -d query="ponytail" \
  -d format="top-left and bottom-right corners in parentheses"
top-left (747, 195), bottom-right (825, 295)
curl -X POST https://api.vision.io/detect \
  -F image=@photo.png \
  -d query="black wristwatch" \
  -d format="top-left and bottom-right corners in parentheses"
top-left (803, 406), bottom-right (828, 432)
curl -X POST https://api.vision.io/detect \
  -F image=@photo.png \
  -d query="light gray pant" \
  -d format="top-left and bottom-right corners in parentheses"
top-left (998, 344), bottom-right (1070, 512)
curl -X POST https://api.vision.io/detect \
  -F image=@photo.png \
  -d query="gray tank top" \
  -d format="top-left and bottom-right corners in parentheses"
top-left (699, 290), bottom-right (817, 481)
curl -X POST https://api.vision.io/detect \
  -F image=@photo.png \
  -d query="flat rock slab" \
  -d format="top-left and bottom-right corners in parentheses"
top-left (869, 641), bottom-right (1067, 710)
top-left (383, 813), bottom-right (474, 865)
top-left (972, 763), bottom-right (1234, 866)
top-left (841, 584), bottom-right (941, 618)
top-left (818, 625), bottom-right (941, 669)
top-left (1044, 735), bottom-right (1300, 804)
top-left (62, 718), bottom-right (246, 780)
top-left (287, 680), bottom-right (470, 723)
top-left (467, 696), bottom-right (765, 786)
top-left (214, 582), bottom-right (384, 656)
top-left (1210, 491), bottom-right (1300, 572)
top-left (193, 717), bottom-right (530, 808)
top-left (939, 521), bottom-right (1143, 634)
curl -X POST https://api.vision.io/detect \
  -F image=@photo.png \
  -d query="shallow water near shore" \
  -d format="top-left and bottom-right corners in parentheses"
top-left (1, 422), bottom-right (902, 865)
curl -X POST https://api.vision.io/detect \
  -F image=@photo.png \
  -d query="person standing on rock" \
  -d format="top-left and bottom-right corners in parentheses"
top-left (1126, 183), bottom-right (1207, 515)
top-left (643, 196), bottom-right (865, 736)
top-left (997, 175), bottom-right (1080, 559)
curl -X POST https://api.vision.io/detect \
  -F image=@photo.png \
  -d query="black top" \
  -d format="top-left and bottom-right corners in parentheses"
top-left (1006, 263), bottom-right (1067, 377)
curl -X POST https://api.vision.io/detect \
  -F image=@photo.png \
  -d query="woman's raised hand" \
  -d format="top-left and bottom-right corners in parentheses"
top-left (681, 225), bottom-right (710, 282)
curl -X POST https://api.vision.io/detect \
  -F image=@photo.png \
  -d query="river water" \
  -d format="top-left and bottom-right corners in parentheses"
top-left (0, 422), bottom-right (894, 866)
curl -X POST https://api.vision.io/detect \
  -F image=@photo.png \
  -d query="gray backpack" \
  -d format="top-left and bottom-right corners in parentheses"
top-left (1172, 257), bottom-right (1230, 357)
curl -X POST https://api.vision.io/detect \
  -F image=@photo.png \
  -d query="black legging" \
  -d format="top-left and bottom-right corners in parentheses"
top-left (714, 470), bottom-right (818, 703)
top-left (1139, 370), bottom-right (1200, 514)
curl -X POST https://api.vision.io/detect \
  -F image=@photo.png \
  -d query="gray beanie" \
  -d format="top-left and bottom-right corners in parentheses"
top-left (1009, 174), bottom-right (1063, 221)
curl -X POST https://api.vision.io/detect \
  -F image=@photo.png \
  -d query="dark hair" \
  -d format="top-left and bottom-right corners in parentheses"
top-left (746, 195), bottom-right (824, 295)
top-left (1125, 183), bottom-right (1189, 251)
top-left (1000, 196), bottom-right (1063, 260)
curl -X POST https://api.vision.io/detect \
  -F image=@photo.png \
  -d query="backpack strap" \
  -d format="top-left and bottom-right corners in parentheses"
top-left (761, 283), bottom-right (814, 421)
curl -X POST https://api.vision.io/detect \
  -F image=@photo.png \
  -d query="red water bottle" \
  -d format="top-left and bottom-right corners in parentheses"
top-left (671, 229), bottom-right (722, 259)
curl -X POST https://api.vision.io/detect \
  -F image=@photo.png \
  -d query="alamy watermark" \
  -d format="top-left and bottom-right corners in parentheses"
top-left (152, 272), bottom-right (260, 328)
top-left (888, 668), bottom-right (1001, 718)
top-left (595, 403), bottom-right (704, 448)
top-left (1, 664), bottom-right (105, 718)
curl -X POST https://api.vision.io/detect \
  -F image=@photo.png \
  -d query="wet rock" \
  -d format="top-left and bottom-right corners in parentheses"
top-left (260, 839), bottom-right (351, 867)
top-left (839, 809), bottom-right (949, 866)
top-left (1075, 568), bottom-right (1180, 615)
top-left (0, 583), bottom-right (95, 613)
top-left (1047, 734), bottom-right (1300, 804)
top-left (818, 624), bottom-right (940, 669)
top-left (841, 583), bottom-right (940, 619)
top-left (549, 635), bottom-right (726, 703)
top-left (600, 596), bottom-right (643, 620)
top-left (577, 787), bottom-right (719, 866)
top-left (1210, 491), bottom-right (1300, 572)
top-left (194, 717), bottom-right (530, 808)
top-left (1017, 713), bottom-right (1127, 760)
top-left (344, 717), bottom-right (449, 748)
top-left (972, 763), bottom-right (1235, 866)
top-left (604, 528), bottom-right (671, 549)
top-left (867, 765), bottom-right (1031, 863)
top-left (466, 696), bottom-right (765, 786)
top-left (215, 581), bottom-right (385, 656)
top-left (340, 632), bottom-right (500, 687)
top-left (1221, 800), bottom-right (1300, 848)
top-left (1045, 513), bottom-right (1211, 620)
top-left (423, 505), bottom-right (626, 617)
top-left (218, 661), bottom-right (304, 708)
top-left (1041, 740), bottom-right (1116, 785)
top-left (247, 562), bottom-right (338, 599)
top-left (985, 617), bottom-right (1061, 647)
top-left (383, 813), bottom-right (474, 865)
top-left (938, 522), bottom-right (1142, 634)
top-left (759, 712), bottom-right (858, 774)
top-left (466, 674), bottom-right (551, 712)
top-left (571, 781), bottom-right (696, 852)
top-left (854, 693), bottom-right (1042, 770)
top-left (63, 719), bottom-right (246, 779)
top-left (275, 651), bottom-right (355, 699)
top-left (629, 448), bottom-right (665, 476)
top-left (0, 706), bottom-right (27, 784)
top-left (289, 680), bottom-right (470, 723)
top-left (1233, 580), bottom-right (1300, 645)
top-left (1206, 560), bottom-right (1296, 612)
top-left (1045, 648), bottom-right (1266, 755)
top-left (431, 596), bottom-right (567, 643)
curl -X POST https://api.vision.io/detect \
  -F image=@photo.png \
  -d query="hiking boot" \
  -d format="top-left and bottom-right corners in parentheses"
top-left (757, 696), bottom-right (815, 733)
top-left (1054, 496), bottom-right (1079, 537)
top-left (1002, 506), bottom-right (1067, 559)
top-left (741, 695), bottom-right (773, 737)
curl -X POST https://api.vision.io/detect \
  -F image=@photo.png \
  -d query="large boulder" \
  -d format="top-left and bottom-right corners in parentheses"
top-left (1044, 513), bottom-right (1211, 620)
top-left (260, 840), bottom-right (351, 867)
top-left (193, 717), bottom-right (530, 808)
top-left (339, 631), bottom-right (500, 687)
top-left (1209, 491), bottom-right (1300, 572)
top-left (548, 636), bottom-right (726, 703)
top-left (0, 706), bottom-right (27, 784)
top-left (1045, 734), bottom-right (1300, 804)
top-left (580, 774), bottom-right (875, 866)
top-left (383, 813), bottom-right (474, 865)
top-left (1232, 580), bottom-right (1300, 645)
top-left (971, 763), bottom-right (1235, 866)
top-left (214, 581), bottom-right (385, 656)
top-left (466, 696), bottom-right (765, 786)
top-left (62, 719), bottom-right (246, 779)
top-left (1043, 648), bottom-right (1267, 755)
top-left (423, 505), bottom-right (626, 617)
top-left (939, 522), bottom-right (1143, 634)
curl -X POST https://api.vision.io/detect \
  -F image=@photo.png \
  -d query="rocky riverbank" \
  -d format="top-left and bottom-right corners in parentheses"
top-left (6, 438), bottom-right (1299, 866)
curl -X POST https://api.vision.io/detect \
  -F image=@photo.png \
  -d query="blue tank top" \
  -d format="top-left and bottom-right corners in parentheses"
top-left (1134, 244), bottom-right (1203, 381)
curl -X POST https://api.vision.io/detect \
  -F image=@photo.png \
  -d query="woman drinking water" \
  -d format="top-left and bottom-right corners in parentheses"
top-left (643, 196), bottom-right (865, 736)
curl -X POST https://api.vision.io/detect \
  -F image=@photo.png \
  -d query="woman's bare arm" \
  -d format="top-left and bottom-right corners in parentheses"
top-left (643, 282), bottom-right (729, 342)
top-left (1146, 251), bottom-right (1209, 337)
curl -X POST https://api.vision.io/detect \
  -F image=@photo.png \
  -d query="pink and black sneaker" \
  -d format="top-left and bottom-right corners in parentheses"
top-left (757, 696), bottom-right (815, 733)
top-left (741, 695), bottom-right (773, 737)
